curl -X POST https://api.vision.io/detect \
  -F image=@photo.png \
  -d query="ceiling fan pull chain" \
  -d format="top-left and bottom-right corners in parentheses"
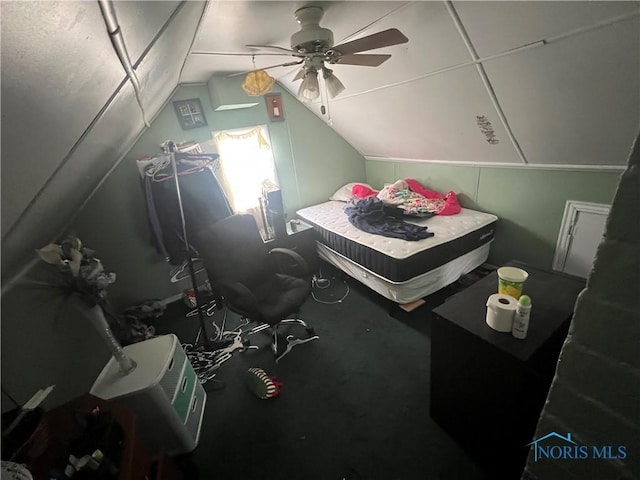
top-left (321, 79), bottom-right (333, 126)
top-left (320, 77), bottom-right (327, 116)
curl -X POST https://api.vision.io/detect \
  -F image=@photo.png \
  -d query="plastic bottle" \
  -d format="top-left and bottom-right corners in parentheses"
top-left (512, 295), bottom-right (532, 339)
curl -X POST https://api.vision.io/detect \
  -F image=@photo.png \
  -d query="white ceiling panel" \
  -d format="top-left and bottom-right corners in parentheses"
top-left (483, 16), bottom-right (640, 166)
top-left (181, 54), bottom-right (284, 83)
top-left (318, 1), bottom-right (409, 46)
top-left (1, 1), bottom-right (126, 234)
top-left (113, 0), bottom-right (183, 63)
top-left (454, 1), bottom-right (640, 57)
top-left (136, 1), bottom-right (209, 115)
top-left (192, 1), bottom-right (298, 53)
top-left (322, 65), bottom-right (521, 163)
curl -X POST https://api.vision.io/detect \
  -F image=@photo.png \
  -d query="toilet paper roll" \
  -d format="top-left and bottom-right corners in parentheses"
top-left (486, 293), bottom-right (518, 332)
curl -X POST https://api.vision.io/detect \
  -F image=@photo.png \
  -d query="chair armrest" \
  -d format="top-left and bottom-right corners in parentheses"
top-left (269, 247), bottom-right (310, 280)
top-left (217, 280), bottom-right (260, 316)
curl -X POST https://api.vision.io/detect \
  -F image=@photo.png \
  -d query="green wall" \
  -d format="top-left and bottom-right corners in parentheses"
top-left (73, 81), bottom-right (366, 308)
top-left (366, 160), bottom-right (622, 269)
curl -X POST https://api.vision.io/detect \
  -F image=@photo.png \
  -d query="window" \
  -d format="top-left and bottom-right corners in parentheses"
top-left (212, 126), bottom-right (278, 214)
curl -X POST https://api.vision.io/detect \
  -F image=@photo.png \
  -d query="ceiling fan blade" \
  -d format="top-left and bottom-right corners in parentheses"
top-left (246, 44), bottom-right (304, 56)
top-left (332, 28), bottom-right (408, 55)
top-left (227, 60), bottom-right (304, 78)
top-left (335, 54), bottom-right (391, 67)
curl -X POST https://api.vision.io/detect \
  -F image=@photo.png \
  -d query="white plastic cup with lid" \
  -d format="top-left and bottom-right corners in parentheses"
top-left (497, 266), bottom-right (529, 299)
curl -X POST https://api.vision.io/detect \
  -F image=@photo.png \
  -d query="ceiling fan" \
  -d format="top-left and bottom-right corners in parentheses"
top-left (245, 5), bottom-right (408, 101)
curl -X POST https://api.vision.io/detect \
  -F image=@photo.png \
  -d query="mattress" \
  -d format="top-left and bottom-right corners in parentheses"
top-left (297, 201), bottom-right (498, 283)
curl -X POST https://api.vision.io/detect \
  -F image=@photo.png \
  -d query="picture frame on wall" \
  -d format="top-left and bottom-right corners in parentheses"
top-left (173, 98), bottom-right (208, 130)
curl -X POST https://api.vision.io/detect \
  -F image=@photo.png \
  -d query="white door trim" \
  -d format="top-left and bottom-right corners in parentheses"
top-left (552, 200), bottom-right (610, 273)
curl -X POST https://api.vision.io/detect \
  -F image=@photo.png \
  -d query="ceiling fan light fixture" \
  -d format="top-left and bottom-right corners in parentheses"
top-left (242, 69), bottom-right (276, 96)
top-left (297, 68), bottom-right (320, 102)
top-left (322, 67), bottom-right (345, 98)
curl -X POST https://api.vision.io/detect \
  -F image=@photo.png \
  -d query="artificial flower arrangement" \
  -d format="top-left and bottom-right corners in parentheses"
top-left (36, 235), bottom-right (136, 375)
top-left (37, 235), bottom-right (116, 307)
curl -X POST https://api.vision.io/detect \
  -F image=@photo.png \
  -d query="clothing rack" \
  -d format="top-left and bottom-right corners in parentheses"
top-left (138, 145), bottom-right (231, 265)
top-left (163, 140), bottom-right (214, 349)
top-left (138, 140), bottom-right (232, 349)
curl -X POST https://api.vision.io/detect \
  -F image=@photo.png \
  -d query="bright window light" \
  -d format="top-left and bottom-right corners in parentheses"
top-left (213, 126), bottom-right (278, 213)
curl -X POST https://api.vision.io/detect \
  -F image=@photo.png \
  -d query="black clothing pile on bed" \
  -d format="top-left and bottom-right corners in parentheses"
top-left (344, 197), bottom-right (434, 241)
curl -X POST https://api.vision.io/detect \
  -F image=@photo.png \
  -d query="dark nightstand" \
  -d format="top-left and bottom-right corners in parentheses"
top-left (263, 219), bottom-right (319, 274)
top-left (430, 262), bottom-right (585, 479)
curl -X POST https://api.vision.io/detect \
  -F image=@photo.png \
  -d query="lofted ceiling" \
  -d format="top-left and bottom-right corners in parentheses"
top-left (1, 1), bottom-right (639, 285)
top-left (184, 1), bottom-right (640, 166)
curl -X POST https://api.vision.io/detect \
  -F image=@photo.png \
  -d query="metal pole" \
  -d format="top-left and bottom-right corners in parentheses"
top-left (167, 142), bottom-right (211, 348)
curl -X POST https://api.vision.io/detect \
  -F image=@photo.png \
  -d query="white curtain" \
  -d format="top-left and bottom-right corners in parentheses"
top-left (213, 127), bottom-right (277, 214)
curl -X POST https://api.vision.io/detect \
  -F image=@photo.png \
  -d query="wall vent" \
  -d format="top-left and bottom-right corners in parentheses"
top-left (208, 75), bottom-right (259, 111)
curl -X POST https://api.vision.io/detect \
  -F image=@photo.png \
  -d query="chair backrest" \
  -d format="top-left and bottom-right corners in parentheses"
top-left (196, 214), bottom-right (272, 289)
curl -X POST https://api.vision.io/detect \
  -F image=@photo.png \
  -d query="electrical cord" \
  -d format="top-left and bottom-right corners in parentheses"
top-left (311, 269), bottom-right (350, 304)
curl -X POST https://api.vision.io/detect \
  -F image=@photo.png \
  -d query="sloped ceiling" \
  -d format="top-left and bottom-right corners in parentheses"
top-left (1, 1), bottom-right (207, 282)
top-left (1, 1), bottom-right (639, 283)
top-left (184, 1), bottom-right (639, 166)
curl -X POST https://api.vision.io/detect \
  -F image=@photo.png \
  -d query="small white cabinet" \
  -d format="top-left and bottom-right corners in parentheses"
top-left (90, 334), bottom-right (206, 455)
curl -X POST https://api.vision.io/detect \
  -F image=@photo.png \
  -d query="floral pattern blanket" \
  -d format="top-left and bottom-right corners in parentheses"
top-left (377, 185), bottom-right (446, 215)
top-left (362, 179), bottom-right (460, 216)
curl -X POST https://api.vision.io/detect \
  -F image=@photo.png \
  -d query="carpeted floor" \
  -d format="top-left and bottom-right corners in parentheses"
top-left (151, 263), bottom-right (494, 480)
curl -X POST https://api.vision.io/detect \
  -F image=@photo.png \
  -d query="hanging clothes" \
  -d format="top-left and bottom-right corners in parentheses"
top-left (139, 152), bottom-right (233, 265)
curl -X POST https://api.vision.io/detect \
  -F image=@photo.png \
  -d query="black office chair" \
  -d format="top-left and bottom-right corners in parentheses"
top-left (196, 214), bottom-right (318, 361)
